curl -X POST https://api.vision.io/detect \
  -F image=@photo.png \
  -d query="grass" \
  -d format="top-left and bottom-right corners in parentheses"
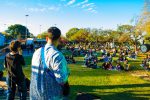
top-left (1, 54), bottom-right (150, 100)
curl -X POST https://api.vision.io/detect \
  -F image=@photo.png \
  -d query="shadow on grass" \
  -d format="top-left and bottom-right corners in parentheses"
top-left (70, 83), bottom-right (150, 100)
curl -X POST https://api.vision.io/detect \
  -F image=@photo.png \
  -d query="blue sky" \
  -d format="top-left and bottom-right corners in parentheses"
top-left (0, 0), bottom-right (144, 36)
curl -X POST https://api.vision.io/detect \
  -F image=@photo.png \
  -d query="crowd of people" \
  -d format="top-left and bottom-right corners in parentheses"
top-left (1, 26), bottom-right (150, 100)
top-left (100, 48), bottom-right (130, 71)
top-left (65, 44), bottom-right (150, 71)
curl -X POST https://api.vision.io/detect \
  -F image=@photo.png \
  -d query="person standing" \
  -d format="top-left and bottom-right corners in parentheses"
top-left (30, 27), bottom-right (70, 100)
top-left (4, 40), bottom-right (27, 100)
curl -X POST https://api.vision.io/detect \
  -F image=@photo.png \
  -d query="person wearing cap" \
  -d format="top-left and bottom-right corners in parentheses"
top-left (4, 40), bottom-right (27, 100)
top-left (30, 27), bottom-right (70, 100)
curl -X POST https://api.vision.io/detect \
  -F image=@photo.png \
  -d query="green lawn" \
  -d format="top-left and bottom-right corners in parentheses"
top-left (2, 55), bottom-right (150, 100)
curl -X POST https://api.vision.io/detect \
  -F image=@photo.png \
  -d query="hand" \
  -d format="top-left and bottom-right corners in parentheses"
top-left (18, 47), bottom-right (22, 55)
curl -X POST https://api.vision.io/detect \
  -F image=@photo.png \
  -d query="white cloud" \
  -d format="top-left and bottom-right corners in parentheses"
top-left (87, 8), bottom-right (93, 11)
top-left (81, 3), bottom-right (94, 8)
top-left (67, 0), bottom-right (76, 6)
top-left (86, 8), bottom-right (98, 13)
top-left (76, 0), bottom-right (88, 6)
top-left (80, 2), bottom-right (98, 14)
top-left (70, 0), bottom-right (98, 14)
top-left (25, 1), bottom-right (98, 14)
top-left (48, 6), bottom-right (60, 11)
top-left (91, 10), bottom-right (98, 13)
top-left (25, 7), bottom-right (45, 12)
top-left (25, 5), bottom-right (60, 12)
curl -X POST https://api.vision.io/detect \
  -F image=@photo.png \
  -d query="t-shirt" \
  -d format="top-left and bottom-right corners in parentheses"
top-left (4, 53), bottom-right (25, 80)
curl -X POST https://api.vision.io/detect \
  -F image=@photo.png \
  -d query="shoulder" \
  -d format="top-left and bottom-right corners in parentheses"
top-left (32, 48), bottom-right (42, 64)
top-left (51, 48), bottom-right (64, 60)
top-left (33, 47), bottom-right (42, 57)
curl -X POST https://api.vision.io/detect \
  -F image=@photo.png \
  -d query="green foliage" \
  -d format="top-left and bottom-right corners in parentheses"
top-left (117, 25), bottom-right (133, 33)
top-left (6, 24), bottom-right (30, 39)
top-left (71, 28), bottom-right (90, 42)
top-left (37, 32), bottom-right (47, 39)
top-left (66, 28), bottom-right (79, 40)
top-left (144, 32), bottom-right (150, 43)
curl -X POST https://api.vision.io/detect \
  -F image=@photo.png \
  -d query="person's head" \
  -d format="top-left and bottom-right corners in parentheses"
top-left (46, 27), bottom-right (61, 46)
top-left (9, 40), bottom-right (21, 53)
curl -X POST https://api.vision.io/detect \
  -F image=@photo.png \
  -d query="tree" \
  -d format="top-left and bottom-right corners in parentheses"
top-left (138, 0), bottom-right (150, 42)
top-left (117, 24), bottom-right (143, 51)
top-left (37, 32), bottom-right (47, 39)
top-left (6, 24), bottom-right (30, 39)
top-left (117, 25), bottom-right (133, 33)
top-left (118, 33), bottom-right (131, 44)
top-left (71, 29), bottom-right (90, 43)
top-left (66, 28), bottom-right (79, 41)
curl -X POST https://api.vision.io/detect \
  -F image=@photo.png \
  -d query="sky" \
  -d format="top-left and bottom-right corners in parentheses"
top-left (0, 0), bottom-right (145, 36)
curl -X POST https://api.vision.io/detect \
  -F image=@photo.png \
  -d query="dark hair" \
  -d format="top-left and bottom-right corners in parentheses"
top-left (9, 41), bottom-right (21, 52)
top-left (47, 27), bottom-right (61, 41)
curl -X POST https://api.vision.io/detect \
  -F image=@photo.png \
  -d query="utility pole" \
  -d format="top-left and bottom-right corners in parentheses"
top-left (25, 14), bottom-right (29, 39)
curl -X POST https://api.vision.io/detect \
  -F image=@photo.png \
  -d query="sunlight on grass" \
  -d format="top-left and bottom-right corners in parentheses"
top-left (1, 55), bottom-right (150, 100)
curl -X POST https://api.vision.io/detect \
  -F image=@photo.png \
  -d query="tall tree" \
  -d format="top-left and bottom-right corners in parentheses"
top-left (6, 24), bottom-right (30, 39)
top-left (71, 28), bottom-right (90, 43)
top-left (117, 24), bottom-right (143, 51)
top-left (66, 28), bottom-right (79, 40)
top-left (139, 0), bottom-right (150, 42)
top-left (117, 25), bottom-right (133, 33)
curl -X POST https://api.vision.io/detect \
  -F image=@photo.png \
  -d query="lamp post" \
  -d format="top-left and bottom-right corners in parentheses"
top-left (25, 14), bottom-right (29, 39)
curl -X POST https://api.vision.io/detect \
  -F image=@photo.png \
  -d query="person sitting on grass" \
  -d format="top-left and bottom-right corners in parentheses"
top-left (116, 62), bottom-right (124, 71)
top-left (118, 53), bottom-right (126, 62)
top-left (84, 53), bottom-right (97, 68)
top-left (141, 55), bottom-right (150, 70)
top-left (130, 51), bottom-right (137, 60)
top-left (141, 59), bottom-right (146, 69)
top-left (107, 62), bottom-right (114, 70)
top-left (66, 55), bottom-right (76, 64)
top-left (102, 62), bottom-right (114, 70)
top-left (84, 53), bottom-right (89, 66)
top-left (102, 62), bottom-right (108, 70)
top-left (107, 52), bottom-right (113, 63)
top-left (124, 59), bottom-right (130, 71)
top-left (112, 48), bottom-right (117, 57)
top-left (103, 55), bottom-right (109, 63)
top-left (101, 49), bottom-right (106, 57)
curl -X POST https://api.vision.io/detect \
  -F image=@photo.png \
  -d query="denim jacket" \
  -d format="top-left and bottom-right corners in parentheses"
top-left (30, 44), bottom-right (69, 100)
